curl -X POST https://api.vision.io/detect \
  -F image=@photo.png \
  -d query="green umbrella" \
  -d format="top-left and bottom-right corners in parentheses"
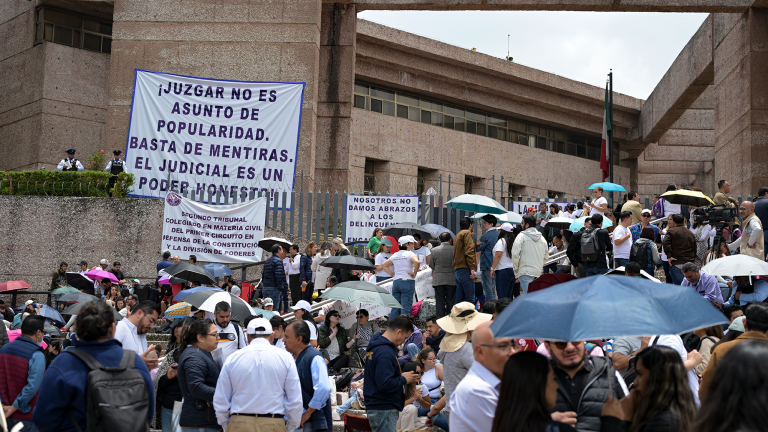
top-left (320, 281), bottom-right (403, 309)
top-left (445, 194), bottom-right (507, 215)
top-left (51, 286), bottom-right (82, 295)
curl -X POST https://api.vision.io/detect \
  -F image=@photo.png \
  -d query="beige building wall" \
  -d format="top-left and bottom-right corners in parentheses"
top-left (0, 1), bottom-right (110, 172)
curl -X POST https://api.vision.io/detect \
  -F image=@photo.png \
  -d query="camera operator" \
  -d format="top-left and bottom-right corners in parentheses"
top-left (728, 201), bottom-right (764, 260)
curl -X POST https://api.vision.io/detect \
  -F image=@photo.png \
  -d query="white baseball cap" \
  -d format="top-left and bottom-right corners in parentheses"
top-left (500, 223), bottom-right (514, 232)
top-left (25, 300), bottom-right (35, 307)
top-left (246, 317), bottom-right (273, 335)
top-left (291, 300), bottom-right (312, 312)
top-left (641, 208), bottom-right (652, 215)
top-left (398, 235), bottom-right (416, 245)
top-left (100, 259), bottom-right (109, 265)
top-left (263, 298), bottom-right (274, 307)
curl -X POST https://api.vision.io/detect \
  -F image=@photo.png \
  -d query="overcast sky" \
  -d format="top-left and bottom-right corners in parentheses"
top-left (357, 11), bottom-right (709, 100)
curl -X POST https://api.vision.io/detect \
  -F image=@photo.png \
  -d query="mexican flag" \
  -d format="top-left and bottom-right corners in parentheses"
top-left (600, 82), bottom-right (611, 181)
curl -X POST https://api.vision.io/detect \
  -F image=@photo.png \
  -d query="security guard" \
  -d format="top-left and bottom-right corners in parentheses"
top-left (105, 150), bottom-right (127, 196)
top-left (56, 149), bottom-right (84, 171)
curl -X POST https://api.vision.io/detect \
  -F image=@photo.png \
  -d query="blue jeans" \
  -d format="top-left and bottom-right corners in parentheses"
top-left (367, 409), bottom-right (399, 432)
top-left (614, 258), bottom-right (630, 269)
top-left (454, 268), bottom-right (475, 305)
top-left (585, 267), bottom-right (606, 277)
top-left (263, 287), bottom-right (281, 312)
top-left (662, 260), bottom-right (672, 284)
top-left (543, 263), bottom-right (558, 274)
top-left (480, 270), bottom-right (497, 301)
top-left (519, 275), bottom-right (536, 294)
top-left (7, 419), bottom-right (38, 432)
top-left (279, 287), bottom-right (290, 312)
top-left (495, 268), bottom-right (515, 298)
top-left (336, 392), bottom-right (358, 415)
top-left (390, 279), bottom-right (415, 318)
top-left (669, 264), bottom-right (685, 285)
top-left (417, 397), bottom-right (442, 417)
top-left (376, 276), bottom-right (390, 283)
top-left (433, 413), bottom-right (449, 431)
top-left (161, 406), bottom-right (174, 432)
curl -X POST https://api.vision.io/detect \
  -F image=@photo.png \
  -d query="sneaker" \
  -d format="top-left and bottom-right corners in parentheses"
top-left (332, 411), bottom-right (341, 421)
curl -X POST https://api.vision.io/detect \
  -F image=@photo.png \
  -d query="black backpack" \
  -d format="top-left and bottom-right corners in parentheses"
top-left (580, 227), bottom-right (600, 262)
top-left (629, 241), bottom-right (650, 269)
top-left (66, 349), bottom-right (150, 432)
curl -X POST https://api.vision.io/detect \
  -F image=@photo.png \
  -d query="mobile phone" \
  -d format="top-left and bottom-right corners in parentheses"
top-left (170, 363), bottom-right (178, 370)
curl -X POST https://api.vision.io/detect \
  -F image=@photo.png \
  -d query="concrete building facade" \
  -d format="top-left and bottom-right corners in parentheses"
top-left (2, 0), bottom-right (768, 199)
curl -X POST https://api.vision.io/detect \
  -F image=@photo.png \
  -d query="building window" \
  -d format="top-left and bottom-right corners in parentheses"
top-left (364, 161), bottom-right (375, 195)
top-left (35, 7), bottom-right (112, 54)
top-left (464, 177), bottom-right (474, 195)
top-left (417, 169), bottom-right (426, 196)
top-left (352, 81), bottom-right (614, 163)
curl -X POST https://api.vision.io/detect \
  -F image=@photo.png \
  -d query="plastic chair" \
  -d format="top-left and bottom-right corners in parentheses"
top-left (343, 413), bottom-right (372, 432)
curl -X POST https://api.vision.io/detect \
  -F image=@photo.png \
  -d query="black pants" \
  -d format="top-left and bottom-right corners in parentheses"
top-left (108, 175), bottom-right (118, 197)
top-left (302, 282), bottom-right (315, 302)
top-left (329, 354), bottom-right (350, 372)
top-left (289, 274), bottom-right (301, 306)
top-left (434, 285), bottom-right (456, 318)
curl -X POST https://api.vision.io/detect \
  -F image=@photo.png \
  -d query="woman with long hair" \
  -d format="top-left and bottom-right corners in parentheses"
top-left (491, 223), bottom-right (519, 299)
top-left (318, 310), bottom-right (352, 373)
top-left (374, 239), bottom-right (394, 283)
top-left (396, 361), bottom-right (431, 431)
top-left (367, 227), bottom-right (384, 260)
top-left (177, 318), bottom-right (221, 431)
top-left (300, 242), bottom-right (317, 302)
top-left (104, 285), bottom-right (121, 304)
top-left (332, 237), bottom-right (353, 282)
top-left (312, 241), bottom-right (335, 290)
top-left (691, 340), bottom-right (768, 432)
top-left (602, 345), bottom-right (696, 432)
top-left (414, 347), bottom-right (443, 416)
top-left (692, 325), bottom-right (724, 374)
top-left (153, 317), bottom-right (195, 431)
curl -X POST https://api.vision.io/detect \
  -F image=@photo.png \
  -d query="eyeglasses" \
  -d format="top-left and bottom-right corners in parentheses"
top-left (553, 341), bottom-right (584, 350)
top-left (480, 342), bottom-right (518, 352)
top-left (206, 332), bottom-right (218, 338)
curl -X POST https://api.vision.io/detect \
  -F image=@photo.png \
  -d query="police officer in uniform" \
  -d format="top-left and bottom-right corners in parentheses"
top-left (56, 149), bottom-right (84, 171)
top-left (105, 150), bottom-right (127, 196)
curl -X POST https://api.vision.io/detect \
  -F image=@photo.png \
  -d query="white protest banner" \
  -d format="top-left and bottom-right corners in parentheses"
top-left (321, 267), bottom-right (434, 329)
top-left (125, 70), bottom-right (304, 207)
top-left (344, 195), bottom-right (419, 243)
top-left (162, 191), bottom-right (267, 263)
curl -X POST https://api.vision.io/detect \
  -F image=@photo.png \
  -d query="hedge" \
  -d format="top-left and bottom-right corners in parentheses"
top-left (0, 170), bottom-right (135, 198)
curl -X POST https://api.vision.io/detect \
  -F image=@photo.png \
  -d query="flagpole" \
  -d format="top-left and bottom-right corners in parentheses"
top-left (608, 70), bottom-right (614, 208)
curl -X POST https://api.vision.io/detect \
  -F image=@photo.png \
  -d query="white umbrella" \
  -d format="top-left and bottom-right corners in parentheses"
top-left (197, 291), bottom-right (232, 313)
top-left (446, 194), bottom-right (507, 215)
top-left (472, 212), bottom-right (523, 225)
top-left (701, 255), bottom-right (768, 278)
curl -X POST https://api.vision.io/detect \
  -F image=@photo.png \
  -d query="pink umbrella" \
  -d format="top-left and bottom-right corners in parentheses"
top-left (158, 275), bottom-right (171, 285)
top-left (84, 269), bottom-right (119, 283)
top-left (0, 280), bottom-right (32, 292)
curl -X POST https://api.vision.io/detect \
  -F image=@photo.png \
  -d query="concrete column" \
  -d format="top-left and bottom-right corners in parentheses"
top-left (714, 8), bottom-right (768, 196)
top-left (315, 2), bottom-right (356, 193)
top-left (105, 0), bottom-right (323, 192)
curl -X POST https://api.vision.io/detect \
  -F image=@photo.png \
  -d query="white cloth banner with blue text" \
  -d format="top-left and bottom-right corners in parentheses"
top-left (126, 70), bottom-right (304, 207)
top-left (344, 195), bottom-right (419, 243)
top-left (162, 192), bottom-right (267, 264)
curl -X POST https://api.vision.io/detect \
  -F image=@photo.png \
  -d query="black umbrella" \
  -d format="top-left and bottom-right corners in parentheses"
top-left (65, 272), bottom-right (94, 291)
top-left (258, 237), bottom-right (292, 251)
top-left (61, 299), bottom-right (123, 320)
top-left (162, 263), bottom-right (215, 285)
top-left (320, 255), bottom-right (376, 271)
top-left (44, 322), bottom-right (62, 336)
top-left (181, 289), bottom-right (254, 321)
top-left (58, 292), bottom-right (100, 303)
top-left (382, 222), bottom-right (433, 240)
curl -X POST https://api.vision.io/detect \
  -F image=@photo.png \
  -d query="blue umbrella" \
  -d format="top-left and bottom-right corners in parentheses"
top-left (569, 216), bottom-right (612, 231)
top-left (202, 264), bottom-right (233, 277)
top-left (422, 224), bottom-right (455, 239)
top-left (174, 286), bottom-right (223, 301)
top-left (251, 307), bottom-right (277, 319)
top-left (491, 276), bottom-right (728, 341)
top-left (38, 304), bottom-right (66, 326)
top-left (587, 182), bottom-right (626, 192)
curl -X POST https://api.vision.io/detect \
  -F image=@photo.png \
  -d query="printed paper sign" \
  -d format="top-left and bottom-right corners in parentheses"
top-left (344, 195), bottom-right (419, 243)
top-left (162, 192), bottom-right (267, 263)
top-left (125, 70), bottom-right (304, 207)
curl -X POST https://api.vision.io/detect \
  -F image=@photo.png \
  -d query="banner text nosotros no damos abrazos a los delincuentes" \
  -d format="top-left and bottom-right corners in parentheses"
top-left (125, 70), bottom-right (304, 208)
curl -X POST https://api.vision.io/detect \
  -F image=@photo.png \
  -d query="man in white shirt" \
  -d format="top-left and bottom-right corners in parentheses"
top-left (729, 200), bottom-right (764, 259)
top-left (586, 187), bottom-right (608, 216)
top-left (613, 211), bottom-right (633, 268)
top-left (285, 244), bottom-right (302, 305)
top-left (114, 300), bottom-right (161, 370)
top-left (213, 317), bottom-right (303, 432)
top-left (212, 301), bottom-right (247, 363)
top-left (650, 334), bottom-right (703, 407)
top-left (449, 322), bottom-right (516, 432)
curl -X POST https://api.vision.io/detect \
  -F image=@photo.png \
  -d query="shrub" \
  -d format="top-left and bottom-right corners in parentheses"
top-left (0, 170), bottom-right (135, 198)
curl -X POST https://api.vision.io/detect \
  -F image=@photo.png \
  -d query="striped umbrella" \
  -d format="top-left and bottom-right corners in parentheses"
top-left (165, 301), bottom-right (192, 318)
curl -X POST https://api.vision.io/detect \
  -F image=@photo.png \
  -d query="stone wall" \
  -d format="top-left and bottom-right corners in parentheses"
top-left (0, 195), bottom-right (310, 305)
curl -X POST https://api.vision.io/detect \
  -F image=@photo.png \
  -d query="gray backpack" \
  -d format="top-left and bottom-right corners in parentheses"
top-left (66, 349), bottom-right (150, 432)
top-left (580, 227), bottom-right (601, 262)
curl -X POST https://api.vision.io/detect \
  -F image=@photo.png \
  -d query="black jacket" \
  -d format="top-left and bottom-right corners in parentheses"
top-left (567, 229), bottom-right (584, 267)
top-left (601, 410), bottom-right (682, 432)
top-left (177, 347), bottom-right (221, 429)
top-left (583, 228), bottom-right (613, 269)
top-left (754, 196), bottom-right (768, 242)
top-left (550, 355), bottom-right (625, 432)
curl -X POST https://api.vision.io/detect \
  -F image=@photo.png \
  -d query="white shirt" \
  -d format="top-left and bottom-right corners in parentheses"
top-left (286, 255), bottom-right (301, 275)
top-left (612, 225), bottom-right (632, 259)
top-left (548, 245), bottom-right (567, 266)
top-left (413, 246), bottom-right (431, 265)
top-left (653, 335), bottom-right (700, 407)
top-left (375, 253), bottom-right (392, 278)
top-left (119, 308), bottom-right (128, 318)
top-left (305, 320), bottom-right (318, 341)
top-left (104, 159), bottom-right (128, 173)
top-left (273, 338), bottom-right (286, 350)
top-left (213, 338), bottom-right (303, 432)
top-left (390, 250), bottom-right (417, 280)
top-left (230, 285), bottom-right (241, 297)
top-left (449, 362), bottom-right (500, 432)
top-left (729, 217), bottom-right (763, 250)
top-left (492, 238), bottom-right (514, 270)
top-left (663, 200), bottom-right (682, 216)
top-left (215, 322), bottom-right (248, 362)
top-left (590, 197), bottom-right (608, 216)
top-left (114, 318), bottom-right (147, 355)
top-left (57, 158), bottom-right (84, 171)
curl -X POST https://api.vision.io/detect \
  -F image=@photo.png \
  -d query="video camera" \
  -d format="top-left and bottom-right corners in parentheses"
top-left (694, 204), bottom-right (738, 225)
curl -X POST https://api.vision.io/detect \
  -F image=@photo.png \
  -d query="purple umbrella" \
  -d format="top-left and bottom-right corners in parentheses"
top-left (84, 269), bottom-right (118, 283)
